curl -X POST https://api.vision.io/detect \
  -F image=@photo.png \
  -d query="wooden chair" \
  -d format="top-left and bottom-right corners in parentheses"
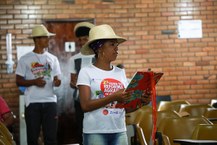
top-left (135, 110), bottom-right (181, 145)
top-left (125, 105), bottom-right (152, 145)
top-left (203, 108), bottom-right (217, 124)
top-left (191, 124), bottom-right (217, 140)
top-left (179, 104), bottom-right (213, 117)
top-left (125, 105), bottom-right (152, 125)
top-left (157, 100), bottom-right (190, 112)
top-left (0, 121), bottom-right (15, 145)
top-left (157, 116), bottom-right (212, 145)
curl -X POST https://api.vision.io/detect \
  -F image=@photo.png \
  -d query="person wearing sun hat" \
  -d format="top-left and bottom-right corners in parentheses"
top-left (77, 24), bottom-right (151, 145)
top-left (16, 24), bottom-right (61, 145)
top-left (68, 21), bottom-right (95, 145)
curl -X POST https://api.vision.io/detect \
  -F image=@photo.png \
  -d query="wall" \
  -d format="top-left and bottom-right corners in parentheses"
top-left (0, 0), bottom-right (217, 140)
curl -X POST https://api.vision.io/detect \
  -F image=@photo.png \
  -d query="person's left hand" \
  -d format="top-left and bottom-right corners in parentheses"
top-left (141, 90), bottom-right (152, 105)
top-left (53, 77), bottom-right (61, 87)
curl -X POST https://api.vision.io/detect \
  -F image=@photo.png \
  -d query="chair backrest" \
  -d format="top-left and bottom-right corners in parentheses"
top-left (125, 109), bottom-right (143, 125)
top-left (191, 124), bottom-right (217, 140)
top-left (136, 110), bottom-right (181, 145)
top-left (157, 117), bottom-right (212, 145)
top-left (149, 95), bottom-right (172, 106)
top-left (179, 104), bottom-right (213, 117)
top-left (0, 121), bottom-right (14, 145)
top-left (0, 135), bottom-right (11, 145)
top-left (203, 108), bottom-right (217, 119)
top-left (158, 100), bottom-right (190, 112)
top-left (125, 105), bottom-right (152, 125)
top-left (203, 108), bottom-right (217, 124)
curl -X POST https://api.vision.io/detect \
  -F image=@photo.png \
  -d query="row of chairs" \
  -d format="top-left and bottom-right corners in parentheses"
top-left (126, 100), bottom-right (217, 145)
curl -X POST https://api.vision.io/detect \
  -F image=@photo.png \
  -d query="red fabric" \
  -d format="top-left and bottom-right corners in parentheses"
top-left (150, 72), bottom-right (157, 145)
top-left (0, 96), bottom-right (10, 121)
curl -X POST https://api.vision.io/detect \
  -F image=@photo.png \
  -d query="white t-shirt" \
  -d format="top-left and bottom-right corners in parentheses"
top-left (68, 52), bottom-right (95, 74)
top-left (68, 52), bottom-right (95, 100)
top-left (16, 51), bottom-right (61, 106)
top-left (77, 64), bottom-right (128, 133)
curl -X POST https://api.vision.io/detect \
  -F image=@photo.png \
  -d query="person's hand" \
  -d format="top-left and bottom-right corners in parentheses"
top-left (70, 81), bottom-right (77, 88)
top-left (53, 77), bottom-right (61, 87)
top-left (34, 77), bottom-right (46, 87)
top-left (141, 90), bottom-right (152, 105)
top-left (70, 74), bottom-right (78, 88)
top-left (113, 89), bottom-right (132, 103)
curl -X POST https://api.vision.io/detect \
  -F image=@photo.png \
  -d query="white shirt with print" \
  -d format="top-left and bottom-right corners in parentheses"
top-left (16, 51), bottom-right (61, 106)
top-left (77, 64), bottom-right (129, 134)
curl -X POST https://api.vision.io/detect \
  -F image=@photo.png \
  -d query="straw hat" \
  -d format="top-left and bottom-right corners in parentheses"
top-left (81, 24), bottom-right (126, 55)
top-left (29, 25), bottom-right (55, 38)
top-left (74, 22), bottom-right (95, 37)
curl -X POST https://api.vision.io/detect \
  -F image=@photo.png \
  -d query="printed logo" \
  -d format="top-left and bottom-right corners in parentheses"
top-left (31, 61), bottom-right (52, 79)
top-left (100, 78), bottom-right (124, 96)
top-left (102, 109), bottom-right (109, 115)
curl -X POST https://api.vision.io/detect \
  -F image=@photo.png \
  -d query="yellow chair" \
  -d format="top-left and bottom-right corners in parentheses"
top-left (0, 135), bottom-right (11, 145)
top-left (191, 124), bottom-right (217, 140)
top-left (0, 122), bottom-right (15, 145)
top-left (179, 104), bottom-right (213, 117)
top-left (125, 106), bottom-right (152, 145)
top-left (125, 105), bottom-right (152, 125)
top-left (158, 100), bottom-right (190, 112)
top-left (157, 117), bottom-right (212, 145)
top-left (135, 110), bottom-right (181, 145)
top-left (203, 108), bottom-right (217, 124)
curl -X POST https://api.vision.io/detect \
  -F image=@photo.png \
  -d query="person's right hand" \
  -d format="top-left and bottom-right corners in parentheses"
top-left (113, 89), bottom-right (132, 103)
top-left (34, 77), bottom-right (46, 87)
top-left (70, 81), bottom-right (77, 88)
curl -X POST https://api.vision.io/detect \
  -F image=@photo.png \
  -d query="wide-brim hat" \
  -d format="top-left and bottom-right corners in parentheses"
top-left (81, 24), bottom-right (126, 55)
top-left (74, 22), bottom-right (95, 33)
top-left (29, 25), bottom-right (55, 38)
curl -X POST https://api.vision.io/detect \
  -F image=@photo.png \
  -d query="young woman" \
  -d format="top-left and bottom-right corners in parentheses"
top-left (77, 24), bottom-right (151, 145)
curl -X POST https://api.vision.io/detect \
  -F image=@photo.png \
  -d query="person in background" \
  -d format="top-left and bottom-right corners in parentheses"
top-left (15, 24), bottom-right (61, 145)
top-left (77, 24), bottom-right (151, 145)
top-left (68, 21), bottom-right (95, 145)
top-left (0, 96), bottom-right (16, 128)
top-left (116, 63), bottom-right (125, 69)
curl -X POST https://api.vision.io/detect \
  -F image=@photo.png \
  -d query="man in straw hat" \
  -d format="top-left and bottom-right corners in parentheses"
top-left (16, 24), bottom-right (61, 145)
top-left (77, 24), bottom-right (151, 145)
top-left (68, 21), bottom-right (95, 145)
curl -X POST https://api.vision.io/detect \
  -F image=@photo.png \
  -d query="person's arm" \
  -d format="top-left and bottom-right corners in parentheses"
top-left (16, 74), bottom-right (46, 87)
top-left (53, 75), bottom-right (61, 87)
top-left (70, 73), bottom-right (78, 88)
top-left (78, 85), bottom-right (131, 112)
top-left (1, 112), bottom-right (16, 127)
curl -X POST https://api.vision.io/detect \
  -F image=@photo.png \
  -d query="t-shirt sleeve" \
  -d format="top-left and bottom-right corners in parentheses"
top-left (0, 97), bottom-right (10, 118)
top-left (52, 57), bottom-right (61, 77)
top-left (68, 56), bottom-right (76, 74)
top-left (76, 68), bottom-right (91, 87)
top-left (15, 57), bottom-right (26, 77)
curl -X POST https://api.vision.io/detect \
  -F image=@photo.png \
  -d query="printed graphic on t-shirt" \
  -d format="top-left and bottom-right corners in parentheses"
top-left (31, 61), bottom-right (52, 79)
top-left (97, 78), bottom-right (124, 110)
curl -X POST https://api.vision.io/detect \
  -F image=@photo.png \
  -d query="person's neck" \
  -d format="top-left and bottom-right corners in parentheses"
top-left (94, 60), bottom-right (112, 71)
top-left (33, 47), bottom-right (45, 54)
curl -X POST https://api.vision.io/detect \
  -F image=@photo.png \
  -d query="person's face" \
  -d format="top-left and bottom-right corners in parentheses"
top-left (77, 35), bottom-right (89, 48)
top-left (99, 39), bottom-right (119, 62)
top-left (35, 36), bottom-right (49, 48)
